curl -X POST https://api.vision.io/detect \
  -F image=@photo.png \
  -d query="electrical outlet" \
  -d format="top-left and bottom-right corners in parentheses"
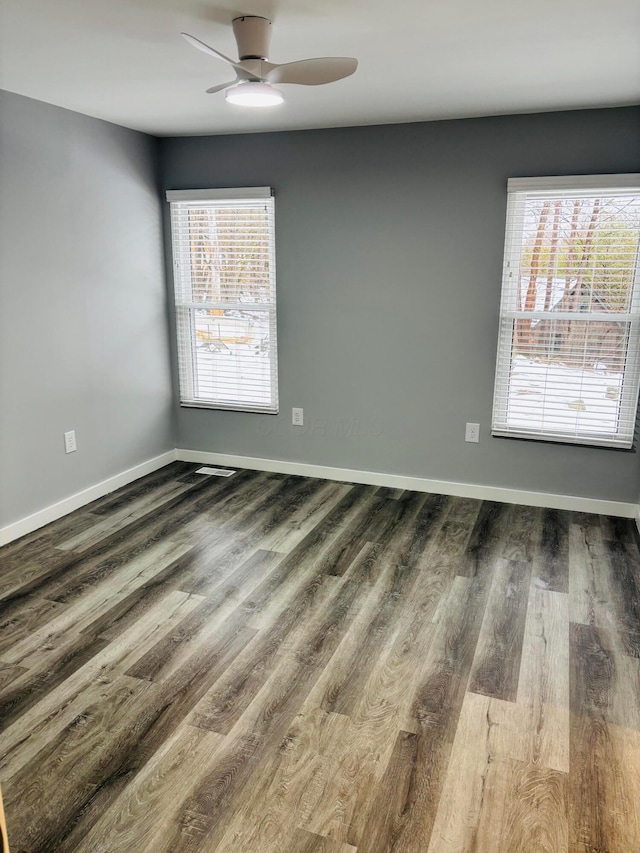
top-left (292, 407), bottom-right (304, 427)
top-left (64, 430), bottom-right (77, 454)
top-left (465, 423), bottom-right (480, 443)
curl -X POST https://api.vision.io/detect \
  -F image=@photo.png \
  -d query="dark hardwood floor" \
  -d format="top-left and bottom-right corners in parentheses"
top-left (0, 462), bottom-right (639, 852)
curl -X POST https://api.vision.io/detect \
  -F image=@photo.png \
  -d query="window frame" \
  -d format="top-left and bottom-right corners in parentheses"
top-left (167, 187), bottom-right (279, 414)
top-left (491, 174), bottom-right (640, 449)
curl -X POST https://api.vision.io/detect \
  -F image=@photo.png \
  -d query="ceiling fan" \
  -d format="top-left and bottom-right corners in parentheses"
top-left (182, 15), bottom-right (358, 107)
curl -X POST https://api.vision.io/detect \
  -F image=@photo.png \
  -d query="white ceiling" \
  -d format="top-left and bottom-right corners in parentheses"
top-left (1, 0), bottom-right (639, 137)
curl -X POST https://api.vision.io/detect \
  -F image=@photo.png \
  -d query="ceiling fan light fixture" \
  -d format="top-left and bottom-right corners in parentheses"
top-left (225, 81), bottom-right (284, 107)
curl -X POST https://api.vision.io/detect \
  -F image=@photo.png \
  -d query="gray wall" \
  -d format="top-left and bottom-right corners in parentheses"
top-left (0, 91), bottom-right (174, 528)
top-left (2, 96), bottom-right (635, 530)
top-left (160, 107), bottom-right (640, 504)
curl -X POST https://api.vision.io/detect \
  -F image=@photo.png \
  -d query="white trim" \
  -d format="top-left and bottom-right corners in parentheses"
top-left (166, 187), bottom-right (272, 202)
top-left (503, 311), bottom-right (635, 322)
top-left (507, 174), bottom-right (640, 192)
top-left (169, 193), bottom-right (278, 414)
top-left (175, 449), bottom-right (636, 519)
top-left (2, 446), bottom-right (634, 549)
top-left (0, 450), bottom-right (177, 547)
top-left (490, 427), bottom-right (633, 450)
top-left (493, 180), bottom-right (640, 450)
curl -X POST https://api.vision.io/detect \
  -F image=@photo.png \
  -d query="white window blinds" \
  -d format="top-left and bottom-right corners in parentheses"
top-left (492, 175), bottom-right (640, 448)
top-left (167, 188), bottom-right (278, 413)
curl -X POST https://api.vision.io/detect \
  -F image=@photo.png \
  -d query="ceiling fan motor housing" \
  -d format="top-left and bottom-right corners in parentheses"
top-left (232, 16), bottom-right (272, 61)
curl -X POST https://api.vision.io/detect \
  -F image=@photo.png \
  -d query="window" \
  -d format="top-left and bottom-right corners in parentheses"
top-left (167, 187), bottom-right (278, 413)
top-left (492, 175), bottom-right (640, 448)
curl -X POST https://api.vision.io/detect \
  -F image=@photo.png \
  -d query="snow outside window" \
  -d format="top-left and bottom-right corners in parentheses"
top-left (492, 175), bottom-right (640, 449)
top-left (167, 188), bottom-right (278, 414)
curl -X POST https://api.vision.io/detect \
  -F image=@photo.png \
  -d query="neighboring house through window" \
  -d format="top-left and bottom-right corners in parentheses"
top-left (167, 187), bottom-right (278, 413)
top-left (492, 175), bottom-right (640, 448)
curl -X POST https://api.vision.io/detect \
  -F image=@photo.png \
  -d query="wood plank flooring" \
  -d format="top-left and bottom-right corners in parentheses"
top-left (0, 463), bottom-right (639, 852)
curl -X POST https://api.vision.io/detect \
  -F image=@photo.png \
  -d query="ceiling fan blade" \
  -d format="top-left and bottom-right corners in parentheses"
top-left (205, 80), bottom-right (238, 94)
top-left (266, 57), bottom-right (358, 86)
top-left (181, 32), bottom-right (248, 74)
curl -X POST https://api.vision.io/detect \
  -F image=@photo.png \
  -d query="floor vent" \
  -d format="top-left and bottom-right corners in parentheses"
top-left (195, 467), bottom-right (236, 477)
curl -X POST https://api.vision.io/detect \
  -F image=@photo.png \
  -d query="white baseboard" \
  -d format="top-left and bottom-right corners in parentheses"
top-left (2, 446), bottom-right (634, 549)
top-left (0, 450), bottom-right (177, 547)
top-left (176, 448), bottom-right (637, 519)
